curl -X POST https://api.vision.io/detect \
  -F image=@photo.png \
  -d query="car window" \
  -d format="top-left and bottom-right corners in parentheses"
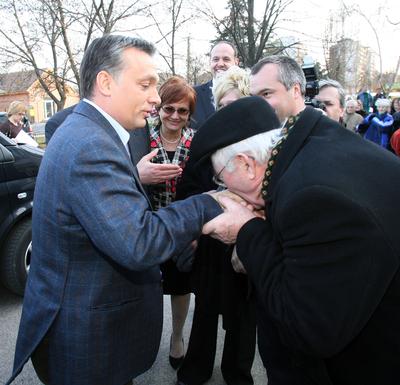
top-left (0, 112), bottom-right (7, 124)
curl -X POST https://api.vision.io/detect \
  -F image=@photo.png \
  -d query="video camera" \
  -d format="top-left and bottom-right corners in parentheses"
top-left (301, 57), bottom-right (325, 111)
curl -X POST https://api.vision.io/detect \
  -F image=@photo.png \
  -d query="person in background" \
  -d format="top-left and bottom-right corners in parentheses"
top-left (390, 97), bottom-right (400, 115)
top-left (372, 87), bottom-right (386, 113)
top-left (390, 127), bottom-right (400, 156)
top-left (213, 66), bottom-right (250, 109)
top-left (390, 98), bottom-right (400, 156)
top-left (0, 101), bottom-right (27, 139)
top-left (343, 99), bottom-right (363, 132)
top-left (190, 41), bottom-right (239, 129)
top-left (355, 99), bottom-right (367, 118)
top-left (199, 61), bottom-right (400, 384)
top-left (390, 97), bottom-right (400, 132)
top-left (357, 86), bottom-right (373, 113)
top-left (176, 66), bottom-right (256, 385)
top-left (0, 101), bottom-right (38, 146)
top-left (45, 105), bottom-right (76, 144)
top-left (316, 79), bottom-right (345, 124)
top-left (146, 75), bottom-right (196, 370)
top-left (6, 34), bottom-right (227, 385)
top-left (357, 98), bottom-right (393, 150)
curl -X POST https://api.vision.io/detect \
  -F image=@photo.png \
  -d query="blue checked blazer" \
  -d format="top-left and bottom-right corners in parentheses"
top-left (7, 101), bottom-right (221, 385)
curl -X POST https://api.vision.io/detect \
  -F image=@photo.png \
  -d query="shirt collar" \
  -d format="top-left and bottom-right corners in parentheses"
top-left (83, 98), bottom-right (130, 153)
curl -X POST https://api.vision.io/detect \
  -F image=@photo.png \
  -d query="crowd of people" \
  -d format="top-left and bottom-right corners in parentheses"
top-left (4, 34), bottom-right (400, 385)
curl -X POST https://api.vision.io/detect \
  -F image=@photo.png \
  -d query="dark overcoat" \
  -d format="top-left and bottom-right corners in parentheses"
top-left (190, 80), bottom-right (215, 130)
top-left (238, 107), bottom-right (400, 385)
top-left (7, 101), bottom-right (221, 385)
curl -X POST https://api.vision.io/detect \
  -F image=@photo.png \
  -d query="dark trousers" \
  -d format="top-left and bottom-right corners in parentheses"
top-left (177, 288), bottom-right (257, 385)
top-left (31, 335), bottom-right (51, 385)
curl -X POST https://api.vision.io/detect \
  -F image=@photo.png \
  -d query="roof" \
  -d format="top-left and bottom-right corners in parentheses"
top-left (0, 70), bottom-right (39, 94)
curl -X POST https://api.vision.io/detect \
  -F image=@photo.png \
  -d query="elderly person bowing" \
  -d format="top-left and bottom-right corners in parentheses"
top-left (190, 96), bottom-right (400, 385)
top-left (176, 66), bottom-right (256, 385)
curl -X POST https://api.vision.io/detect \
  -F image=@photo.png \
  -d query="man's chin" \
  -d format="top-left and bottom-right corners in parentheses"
top-left (252, 202), bottom-right (265, 210)
top-left (129, 117), bottom-right (147, 130)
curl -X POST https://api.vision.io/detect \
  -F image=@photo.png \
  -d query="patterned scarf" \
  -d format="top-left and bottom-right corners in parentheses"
top-left (261, 113), bottom-right (301, 201)
top-left (149, 123), bottom-right (195, 210)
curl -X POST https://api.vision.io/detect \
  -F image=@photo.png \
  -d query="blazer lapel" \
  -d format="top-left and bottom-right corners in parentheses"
top-left (74, 101), bottom-right (153, 208)
top-left (129, 125), bottom-right (150, 165)
top-left (266, 107), bottom-right (323, 206)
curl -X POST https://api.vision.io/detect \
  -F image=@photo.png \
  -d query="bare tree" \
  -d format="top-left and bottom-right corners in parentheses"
top-left (197, 0), bottom-right (294, 68)
top-left (0, 0), bottom-right (152, 111)
top-left (0, 0), bottom-right (72, 110)
top-left (185, 35), bottom-right (209, 84)
top-left (342, 2), bottom-right (399, 95)
top-left (148, 0), bottom-right (193, 75)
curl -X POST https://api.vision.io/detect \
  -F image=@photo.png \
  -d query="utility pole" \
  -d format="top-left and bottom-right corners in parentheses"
top-left (186, 35), bottom-right (191, 82)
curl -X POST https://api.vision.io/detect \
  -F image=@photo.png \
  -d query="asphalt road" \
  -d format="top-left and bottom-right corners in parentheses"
top-left (0, 283), bottom-right (266, 385)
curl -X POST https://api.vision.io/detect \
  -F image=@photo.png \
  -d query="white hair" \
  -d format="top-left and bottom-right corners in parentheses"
top-left (345, 99), bottom-right (358, 108)
top-left (375, 98), bottom-right (391, 108)
top-left (211, 129), bottom-right (283, 172)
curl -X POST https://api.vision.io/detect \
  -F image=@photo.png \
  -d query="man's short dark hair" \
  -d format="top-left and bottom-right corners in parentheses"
top-left (251, 55), bottom-right (306, 96)
top-left (80, 34), bottom-right (156, 99)
top-left (210, 41), bottom-right (238, 57)
top-left (319, 79), bottom-right (346, 108)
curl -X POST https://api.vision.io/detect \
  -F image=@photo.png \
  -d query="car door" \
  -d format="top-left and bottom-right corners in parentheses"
top-left (0, 136), bottom-right (13, 236)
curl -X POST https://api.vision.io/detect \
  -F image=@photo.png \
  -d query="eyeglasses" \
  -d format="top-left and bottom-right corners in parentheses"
top-left (161, 105), bottom-right (190, 117)
top-left (212, 159), bottom-right (232, 188)
top-left (212, 155), bottom-right (255, 189)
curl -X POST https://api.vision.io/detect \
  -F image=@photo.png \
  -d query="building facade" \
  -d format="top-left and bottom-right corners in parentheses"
top-left (328, 38), bottom-right (375, 94)
top-left (0, 70), bottom-right (79, 123)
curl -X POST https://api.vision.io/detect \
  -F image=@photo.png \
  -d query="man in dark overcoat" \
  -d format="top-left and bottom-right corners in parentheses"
top-left (190, 56), bottom-right (400, 385)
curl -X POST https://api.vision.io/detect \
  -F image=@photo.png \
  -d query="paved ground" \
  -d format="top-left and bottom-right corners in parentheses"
top-left (0, 284), bottom-right (267, 384)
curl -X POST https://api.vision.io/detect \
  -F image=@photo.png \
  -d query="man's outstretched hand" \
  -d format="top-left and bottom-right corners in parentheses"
top-left (137, 149), bottom-right (182, 184)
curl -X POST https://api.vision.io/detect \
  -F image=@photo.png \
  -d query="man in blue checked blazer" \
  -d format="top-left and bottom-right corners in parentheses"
top-left (6, 35), bottom-right (225, 385)
top-left (190, 41), bottom-right (239, 130)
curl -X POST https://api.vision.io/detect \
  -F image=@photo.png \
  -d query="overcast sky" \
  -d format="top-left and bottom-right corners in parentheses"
top-left (177, 0), bottom-right (399, 73)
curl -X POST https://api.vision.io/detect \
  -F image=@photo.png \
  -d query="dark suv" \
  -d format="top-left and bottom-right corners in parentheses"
top-left (0, 132), bottom-right (43, 295)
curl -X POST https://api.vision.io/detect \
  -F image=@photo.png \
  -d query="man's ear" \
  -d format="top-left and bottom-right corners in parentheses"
top-left (234, 57), bottom-right (239, 66)
top-left (96, 70), bottom-right (113, 97)
top-left (292, 83), bottom-right (303, 100)
top-left (237, 153), bottom-right (256, 178)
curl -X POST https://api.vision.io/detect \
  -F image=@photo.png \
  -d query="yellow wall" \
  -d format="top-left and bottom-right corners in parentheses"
top-left (28, 82), bottom-right (79, 123)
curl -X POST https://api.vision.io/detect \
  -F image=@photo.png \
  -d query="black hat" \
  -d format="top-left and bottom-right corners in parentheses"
top-left (190, 96), bottom-right (280, 165)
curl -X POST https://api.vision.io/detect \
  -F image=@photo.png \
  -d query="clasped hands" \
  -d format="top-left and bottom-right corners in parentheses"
top-left (203, 190), bottom-right (265, 245)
